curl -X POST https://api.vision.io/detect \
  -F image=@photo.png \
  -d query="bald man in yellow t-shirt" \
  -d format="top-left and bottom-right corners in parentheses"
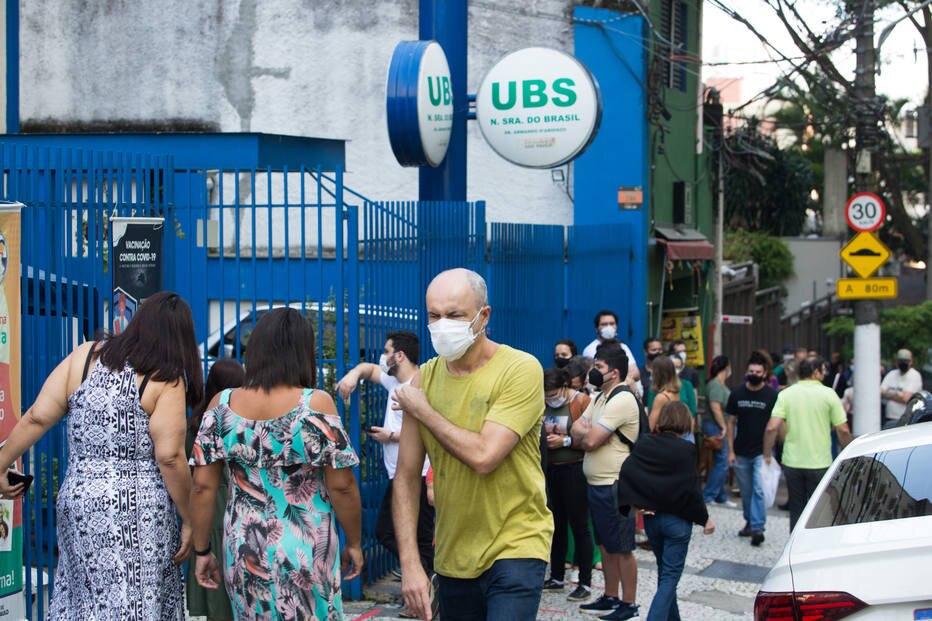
top-left (393, 268), bottom-right (552, 621)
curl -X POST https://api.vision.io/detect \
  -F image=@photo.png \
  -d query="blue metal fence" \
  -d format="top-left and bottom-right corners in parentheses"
top-left (1, 139), bottom-right (643, 613)
top-left (567, 223), bottom-right (643, 358)
top-left (488, 223), bottom-right (565, 367)
top-left (0, 143), bottom-right (174, 619)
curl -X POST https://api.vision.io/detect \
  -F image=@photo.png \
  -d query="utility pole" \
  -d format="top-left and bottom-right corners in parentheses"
top-left (852, 0), bottom-right (881, 436)
top-left (706, 88), bottom-right (724, 357)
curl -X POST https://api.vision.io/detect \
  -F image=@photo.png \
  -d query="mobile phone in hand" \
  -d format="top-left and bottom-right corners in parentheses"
top-left (6, 472), bottom-right (33, 494)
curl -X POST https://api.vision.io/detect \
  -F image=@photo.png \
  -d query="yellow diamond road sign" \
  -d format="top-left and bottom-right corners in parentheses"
top-left (840, 232), bottom-right (891, 279)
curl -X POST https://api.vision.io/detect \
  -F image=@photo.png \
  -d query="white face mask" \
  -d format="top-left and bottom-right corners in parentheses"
top-left (546, 395), bottom-right (566, 409)
top-left (428, 310), bottom-right (482, 361)
top-left (379, 353), bottom-right (395, 375)
top-left (599, 325), bottom-right (617, 340)
top-left (677, 351), bottom-right (687, 363)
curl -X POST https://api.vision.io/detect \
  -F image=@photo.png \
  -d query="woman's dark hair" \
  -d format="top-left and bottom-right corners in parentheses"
top-left (565, 356), bottom-right (592, 384)
top-left (708, 355), bottom-right (730, 380)
top-left (555, 339), bottom-right (577, 356)
top-left (651, 356), bottom-right (680, 394)
top-left (97, 291), bottom-right (204, 407)
top-left (188, 359), bottom-right (245, 435)
top-left (655, 401), bottom-right (692, 435)
top-left (243, 308), bottom-right (316, 391)
top-left (544, 367), bottom-right (570, 391)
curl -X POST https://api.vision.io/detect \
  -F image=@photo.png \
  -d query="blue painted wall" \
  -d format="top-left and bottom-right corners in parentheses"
top-left (572, 7), bottom-right (649, 356)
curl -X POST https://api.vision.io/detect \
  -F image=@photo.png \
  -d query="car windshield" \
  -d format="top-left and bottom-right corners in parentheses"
top-left (806, 443), bottom-right (932, 528)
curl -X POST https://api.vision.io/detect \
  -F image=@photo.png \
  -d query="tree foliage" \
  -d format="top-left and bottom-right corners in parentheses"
top-left (724, 229), bottom-right (795, 289)
top-left (723, 119), bottom-right (815, 236)
top-left (822, 300), bottom-right (932, 366)
top-left (710, 0), bottom-right (929, 260)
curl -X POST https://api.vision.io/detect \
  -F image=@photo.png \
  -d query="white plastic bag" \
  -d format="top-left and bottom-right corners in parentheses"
top-left (761, 458), bottom-right (782, 509)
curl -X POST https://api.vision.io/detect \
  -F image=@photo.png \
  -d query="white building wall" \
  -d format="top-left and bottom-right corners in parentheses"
top-left (20, 0), bottom-right (576, 225)
top-left (782, 237), bottom-right (843, 316)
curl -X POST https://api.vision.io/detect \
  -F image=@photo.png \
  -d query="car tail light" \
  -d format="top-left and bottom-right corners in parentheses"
top-left (755, 591), bottom-right (868, 621)
top-left (755, 592), bottom-right (796, 621)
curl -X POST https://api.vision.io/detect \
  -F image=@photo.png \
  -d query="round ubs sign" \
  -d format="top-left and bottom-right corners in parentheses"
top-left (386, 40), bottom-right (454, 168)
top-left (476, 47), bottom-right (601, 169)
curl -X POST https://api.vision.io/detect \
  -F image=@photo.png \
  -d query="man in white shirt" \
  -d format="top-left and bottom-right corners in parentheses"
top-left (881, 349), bottom-right (923, 424)
top-left (581, 310), bottom-right (641, 396)
top-left (337, 331), bottom-right (434, 578)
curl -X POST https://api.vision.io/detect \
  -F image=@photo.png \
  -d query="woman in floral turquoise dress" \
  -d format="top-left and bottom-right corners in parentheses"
top-left (190, 308), bottom-right (363, 621)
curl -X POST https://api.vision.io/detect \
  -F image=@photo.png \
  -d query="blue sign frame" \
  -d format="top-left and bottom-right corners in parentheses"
top-left (387, 40), bottom-right (444, 168)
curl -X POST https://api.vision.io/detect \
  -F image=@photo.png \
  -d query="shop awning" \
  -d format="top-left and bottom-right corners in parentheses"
top-left (655, 226), bottom-right (715, 261)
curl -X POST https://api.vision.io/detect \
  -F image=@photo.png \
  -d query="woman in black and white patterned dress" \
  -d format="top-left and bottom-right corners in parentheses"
top-left (0, 291), bottom-right (204, 620)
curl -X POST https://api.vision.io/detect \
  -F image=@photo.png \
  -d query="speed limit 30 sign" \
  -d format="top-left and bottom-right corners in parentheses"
top-left (845, 192), bottom-right (886, 232)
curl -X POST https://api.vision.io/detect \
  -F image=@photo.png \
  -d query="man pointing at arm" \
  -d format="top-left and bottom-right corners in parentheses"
top-left (392, 268), bottom-right (552, 621)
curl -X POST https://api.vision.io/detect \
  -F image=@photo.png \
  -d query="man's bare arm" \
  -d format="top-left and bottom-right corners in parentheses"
top-left (394, 385), bottom-right (520, 475)
top-left (392, 415), bottom-right (432, 619)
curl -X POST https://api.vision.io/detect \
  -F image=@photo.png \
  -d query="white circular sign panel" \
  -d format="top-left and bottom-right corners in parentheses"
top-left (476, 47), bottom-right (601, 169)
top-left (416, 42), bottom-right (454, 167)
top-left (845, 192), bottom-right (886, 232)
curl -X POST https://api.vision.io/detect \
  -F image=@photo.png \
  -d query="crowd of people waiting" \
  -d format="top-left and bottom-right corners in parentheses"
top-left (0, 274), bottom-right (920, 621)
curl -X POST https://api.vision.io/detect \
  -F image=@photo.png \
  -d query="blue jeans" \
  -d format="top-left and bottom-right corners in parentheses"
top-left (733, 454), bottom-right (766, 532)
top-left (437, 559), bottom-right (546, 621)
top-left (643, 513), bottom-right (692, 621)
top-left (702, 421), bottom-right (729, 503)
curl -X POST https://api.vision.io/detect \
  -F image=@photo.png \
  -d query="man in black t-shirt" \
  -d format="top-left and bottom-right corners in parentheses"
top-left (726, 352), bottom-right (778, 546)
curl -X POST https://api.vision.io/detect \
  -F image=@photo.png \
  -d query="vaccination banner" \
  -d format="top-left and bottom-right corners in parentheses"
top-left (111, 217), bottom-right (164, 334)
top-left (0, 203), bottom-right (24, 618)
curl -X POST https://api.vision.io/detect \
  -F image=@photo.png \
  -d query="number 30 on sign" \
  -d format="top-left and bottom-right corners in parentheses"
top-left (845, 192), bottom-right (886, 232)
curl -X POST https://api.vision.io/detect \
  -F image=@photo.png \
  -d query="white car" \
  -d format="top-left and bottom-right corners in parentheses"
top-left (755, 422), bottom-right (932, 620)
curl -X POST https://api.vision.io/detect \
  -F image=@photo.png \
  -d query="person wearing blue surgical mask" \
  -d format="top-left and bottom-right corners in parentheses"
top-left (392, 268), bottom-right (552, 621)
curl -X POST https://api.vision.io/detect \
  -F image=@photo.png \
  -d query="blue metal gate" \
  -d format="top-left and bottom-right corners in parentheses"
top-left (0, 137), bottom-right (643, 614)
top-left (0, 141), bottom-right (369, 615)
top-left (357, 199), bottom-right (485, 579)
top-left (0, 143), bottom-right (175, 619)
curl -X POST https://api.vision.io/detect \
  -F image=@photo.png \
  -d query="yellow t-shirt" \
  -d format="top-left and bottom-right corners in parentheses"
top-left (581, 388), bottom-right (639, 485)
top-left (419, 345), bottom-right (553, 578)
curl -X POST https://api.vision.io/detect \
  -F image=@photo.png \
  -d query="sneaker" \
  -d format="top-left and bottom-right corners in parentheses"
top-left (543, 578), bottom-right (565, 590)
top-left (778, 501), bottom-right (790, 511)
top-left (718, 499), bottom-right (739, 508)
top-left (429, 572), bottom-right (441, 620)
top-left (599, 602), bottom-right (639, 620)
top-left (391, 567), bottom-right (403, 580)
top-left (751, 531), bottom-right (765, 547)
top-left (567, 585), bottom-right (591, 602)
top-left (738, 524), bottom-right (752, 537)
top-left (580, 595), bottom-right (621, 615)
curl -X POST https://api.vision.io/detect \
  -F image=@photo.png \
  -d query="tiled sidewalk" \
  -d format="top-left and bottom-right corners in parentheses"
top-left (347, 501), bottom-right (790, 620)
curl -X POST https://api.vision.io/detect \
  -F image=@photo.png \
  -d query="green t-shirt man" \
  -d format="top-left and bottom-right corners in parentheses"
top-left (419, 345), bottom-right (553, 578)
top-left (772, 379), bottom-right (847, 469)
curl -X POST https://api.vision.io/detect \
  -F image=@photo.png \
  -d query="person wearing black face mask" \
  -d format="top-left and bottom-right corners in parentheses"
top-left (724, 353), bottom-right (778, 546)
top-left (554, 339), bottom-right (577, 369)
top-left (881, 349), bottom-right (923, 426)
top-left (639, 338), bottom-right (664, 397)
